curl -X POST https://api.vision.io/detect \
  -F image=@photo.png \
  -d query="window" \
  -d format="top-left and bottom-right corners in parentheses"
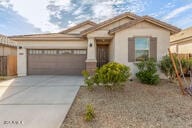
top-left (74, 50), bottom-right (86, 55)
top-left (59, 50), bottom-right (72, 54)
top-left (135, 37), bottom-right (150, 61)
top-left (28, 49), bottom-right (87, 55)
top-left (28, 50), bottom-right (43, 55)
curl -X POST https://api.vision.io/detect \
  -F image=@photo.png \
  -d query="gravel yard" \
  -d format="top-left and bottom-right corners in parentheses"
top-left (61, 80), bottom-right (192, 128)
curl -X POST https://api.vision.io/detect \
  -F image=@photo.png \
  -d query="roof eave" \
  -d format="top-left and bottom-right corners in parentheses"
top-left (59, 20), bottom-right (97, 34)
top-left (108, 16), bottom-right (181, 35)
top-left (10, 37), bottom-right (85, 41)
top-left (80, 12), bottom-right (141, 36)
top-left (0, 43), bottom-right (17, 48)
top-left (170, 36), bottom-right (192, 45)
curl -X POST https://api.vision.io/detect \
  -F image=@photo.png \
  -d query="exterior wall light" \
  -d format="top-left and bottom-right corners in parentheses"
top-left (89, 43), bottom-right (92, 47)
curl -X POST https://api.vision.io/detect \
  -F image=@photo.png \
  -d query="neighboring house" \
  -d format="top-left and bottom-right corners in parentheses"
top-left (10, 12), bottom-right (180, 77)
top-left (0, 34), bottom-right (17, 76)
top-left (170, 27), bottom-right (192, 54)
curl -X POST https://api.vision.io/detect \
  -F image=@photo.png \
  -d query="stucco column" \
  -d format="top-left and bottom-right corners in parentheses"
top-left (86, 38), bottom-right (97, 74)
top-left (17, 47), bottom-right (27, 76)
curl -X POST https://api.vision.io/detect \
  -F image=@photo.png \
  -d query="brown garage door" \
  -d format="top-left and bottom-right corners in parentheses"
top-left (27, 49), bottom-right (86, 75)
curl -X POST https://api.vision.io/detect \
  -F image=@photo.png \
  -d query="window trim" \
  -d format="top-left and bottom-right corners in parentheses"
top-left (134, 37), bottom-right (150, 62)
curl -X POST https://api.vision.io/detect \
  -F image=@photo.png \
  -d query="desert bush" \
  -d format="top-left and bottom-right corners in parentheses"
top-left (188, 59), bottom-right (192, 70)
top-left (82, 62), bottom-right (131, 90)
top-left (95, 62), bottom-right (131, 87)
top-left (180, 58), bottom-right (190, 74)
top-left (159, 55), bottom-right (192, 81)
top-left (136, 58), bottom-right (160, 85)
top-left (84, 104), bottom-right (95, 122)
top-left (159, 55), bottom-right (177, 81)
top-left (82, 70), bottom-right (94, 90)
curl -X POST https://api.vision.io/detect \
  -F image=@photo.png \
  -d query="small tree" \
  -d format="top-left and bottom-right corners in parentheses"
top-left (136, 58), bottom-right (160, 85)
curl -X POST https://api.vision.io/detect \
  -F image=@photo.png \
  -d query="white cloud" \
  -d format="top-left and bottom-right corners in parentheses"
top-left (172, 16), bottom-right (192, 28)
top-left (0, 0), bottom-right (65, 32)
top-left (90, 0), bottom-right (145, 22)
top-left (164, 2), bottom-right (176, 9)
top-left (163, 3), bottom-right (192, 20)
top-left (67, 21), bottom-right (77, 27)
top-left (73, 6), bottom-right (83, 15)
top-left (0, 0), bottom-right (147, 33)
top-left (52, 0), bottom-right (72, 12)
top-left (92, 1), bottom-right (115, 22)
top-left (0, 0), bottom-right (11, 8)
top-left (10, 0), bottom-right (60, 32)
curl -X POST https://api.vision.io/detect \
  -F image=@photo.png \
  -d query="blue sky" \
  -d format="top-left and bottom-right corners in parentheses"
top-left (0, 0), bottom-right (192, 36)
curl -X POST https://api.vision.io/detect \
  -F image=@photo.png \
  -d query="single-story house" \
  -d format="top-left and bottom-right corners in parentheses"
top-left (10, 12), bottom-right (180, 77)
top-left (170, 27), bottom-right (192, 54)
top-left (0, 34), bottom-right (17, 76)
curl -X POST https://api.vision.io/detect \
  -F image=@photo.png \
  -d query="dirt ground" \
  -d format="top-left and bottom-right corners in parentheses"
top-left (61, 80), bottom-right (192, 128)
top-left (0, 76), bottom-right (16, 82)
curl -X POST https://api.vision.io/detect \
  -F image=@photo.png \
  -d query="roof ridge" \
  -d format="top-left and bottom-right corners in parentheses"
top-left (59, 20), bottom-right (97, 34)
top-left (9, 32), bottom-right (58, 38)
top-left (108, 17), bottom-right (143, 34)
top-left (80, 12), bottom-right (140, 35)
top-left (142, 16), bottom-right (181, 32)
top-left (170, 27), bottom-right (192, 42)
top-left (109, 15), bottom-right (181, 35)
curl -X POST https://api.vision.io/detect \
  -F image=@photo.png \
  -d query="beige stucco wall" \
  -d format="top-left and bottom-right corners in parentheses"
top-left (170, 40), bottom-right (192, 54)
top-left (178, 42), bottom-right (192, 54)
top-left (86, 38), bottom-right (97, 62)
top-left (170, 45), bottom-right (177, 53)
top-left (109, 38), bottom-right (115, 61)
top-left (102, 18), bottom-right (132, 30)
top-left (17, 40), bottom-right (88, 76)
top-left (0, 46), bottom-right (17, 56)
top-left (17, 48), bottom-right (27, 76)
top-left (114, 21), bottom-right (170, 78)
top-left (87, 17), bottom-right (132, 38)
top-left (87, 30), bottom-right (113, 38)
top-left (18, 40), bottom-right (87, 49)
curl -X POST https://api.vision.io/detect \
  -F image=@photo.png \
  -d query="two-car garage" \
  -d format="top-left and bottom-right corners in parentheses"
top-left (27, 49), bottom-right (87, 75)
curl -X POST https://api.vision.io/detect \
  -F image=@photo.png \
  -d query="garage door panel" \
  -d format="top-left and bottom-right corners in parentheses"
top-left (27, 49), bottom-right (86, 75)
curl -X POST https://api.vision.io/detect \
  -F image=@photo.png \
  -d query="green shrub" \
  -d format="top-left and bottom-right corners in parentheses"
top-left (180, 58), bottom-right (190, 74)
top-left (82, 70), bottom-right (94, 90)
top-left (92, 68), bottom-right (100, 86)
top-left (95, 62), bottom-right (131, 87)
top-left (82, 62), bottom-right (131, 90)
top-left (84, 104), bottom-right (95, 122)
top-left (159, 55), bottom-right (192, 81)
top-left (136, 58), bottom-right (160, 85)
top-left (159, 55), bottom-right (177, 81)
top-left (188, 58), bottom-right (192, 70)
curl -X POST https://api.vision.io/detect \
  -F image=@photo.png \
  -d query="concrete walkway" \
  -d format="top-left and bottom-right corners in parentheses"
top-left (0, 75), bottom-right (83, 128)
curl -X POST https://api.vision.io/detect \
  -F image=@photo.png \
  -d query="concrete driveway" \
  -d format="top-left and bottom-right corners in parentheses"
top-left (0, 75), bottom-right (83, 128)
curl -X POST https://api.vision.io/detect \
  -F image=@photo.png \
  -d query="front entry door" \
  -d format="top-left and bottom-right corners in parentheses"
top-left (97, 45), bottom-right (109, 68)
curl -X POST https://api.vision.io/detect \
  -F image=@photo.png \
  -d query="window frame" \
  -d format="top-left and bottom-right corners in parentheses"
top-left (134, 37), bottom-right (150, 62)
